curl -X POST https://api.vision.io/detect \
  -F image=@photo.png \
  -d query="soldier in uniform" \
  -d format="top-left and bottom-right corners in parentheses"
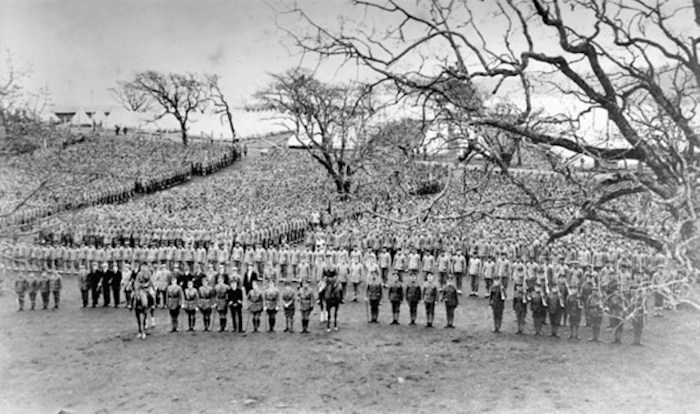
top-left (530, 283), bottom-right (547, 336)
top-left (405, 273), bottom-right (422, 325)
top-left (101, 262), bottom-right (112, 307)
top-left (49, 271), bottom-right (62, 309)
top-left (111, 263), bottom-right (122, 308)
top-left (282, 281), bottom-right (296, 332)
top-left (422, 272), bottom-right (438, 327)
top-left (513, 284), bottom-right (529, 334)
top-left (488, 278), bottom-right (506, 333)
top-left (440, 275), bottom-right (459, 328)
top-left (608, 291), bottom-right (626, 344)
top-left (76, 264), bottom-right (89, 307)
top-left (166, 277), bottom-right (184, 332)
top-left (183, 279), bottom-right (199, 331)
top-left (227, 279), bottom-right (244, 332)
top-left (27, 271), bottom-right (39, 310)
top-left (388, 273), bottom-right (404, 325)
top-left (14, 272), bottom-right (28, 311)
top-left (39, 271), bottom-right (51, 310)
top-left (366, 273), bottom-right (383, 323)
top-left (248, 280), bottom-right (264, 332)
top-left (264, 279), bottom-right (280, 332)
top-left (566, 285), bottom-right (583, 340)
top-left (214, 276), bottom-right (230, 332)
top-left (88, 262), bottom-right (102, 308)
top-left (547, 285), bottom-right (564, 337)
top-left (198, 278), bottom-right (214, 331)
top-left (586, 286), bottom-right (604, 342)
top-left (298, 279), bottom-right (314, 333)
top-left (630, 281), bottom-right (647, 346)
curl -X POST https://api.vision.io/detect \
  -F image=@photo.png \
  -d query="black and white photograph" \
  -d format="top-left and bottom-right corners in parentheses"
top-left (1, 0), bottom-right (699, 412)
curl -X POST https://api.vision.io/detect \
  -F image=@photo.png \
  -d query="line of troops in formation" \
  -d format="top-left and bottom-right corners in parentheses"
top-left (10, 240), bottom-right (661, 346)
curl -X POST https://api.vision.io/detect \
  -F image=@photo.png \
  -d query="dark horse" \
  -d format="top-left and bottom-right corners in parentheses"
top-left (324, 277), bottom-right (343, 332)
top-left (134, 289), bottom-right (155, 339)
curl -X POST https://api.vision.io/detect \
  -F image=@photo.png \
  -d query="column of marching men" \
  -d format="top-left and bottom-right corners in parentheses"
top-left (6, 221), bottom-right (669, 346)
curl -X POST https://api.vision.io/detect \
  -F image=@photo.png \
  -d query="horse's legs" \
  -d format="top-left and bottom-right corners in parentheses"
top-left (334, 306), bottom-right (339, 329)
top-left (150, 307), bottom-right (155, 327)
top-left (135, 312), bottom-right (142, 336)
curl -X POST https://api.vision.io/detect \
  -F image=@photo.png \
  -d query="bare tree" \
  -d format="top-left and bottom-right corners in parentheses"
top-left (206, 75), bottom-right (237, 140)
top-left (255, 68), bottom-right (382, 195)
top-left (109, 81), bottom-right (151, 112)
top-left (121, 71), bottom-right (210, 146)
top-left (285, 0), bottom-right (700, 275)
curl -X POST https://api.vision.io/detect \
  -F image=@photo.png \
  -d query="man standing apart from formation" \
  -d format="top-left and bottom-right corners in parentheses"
top-left (441, 276), bottom-right (459, 328)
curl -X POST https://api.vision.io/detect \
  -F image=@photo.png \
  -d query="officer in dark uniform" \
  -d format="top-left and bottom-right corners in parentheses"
top-left (166, 277), bottom-right (184, 332)
top-left (441, 276), bottom-right (459, 328)
top-left (422, 273), bottom-right (438, 327)
top-left (388, 273), bottom-right (404, 325)
top-left (88, 262), bottom-right (101, 307)
top-left (282, 281), bottom-right (296, 332)
top-left (366, 273), bottom-right (383, 323)
top-left (111, 263), bottom-right (122, 308)
top-left (488, 278), bottom-right (506, 333)
top-left (264, 279), bottom-right (280, 332)
top-left (298, 279), bottom-right (314, 333)
top-left (405, 273), bottom-right (422, 325)
top-left (248, 280), bottom-right (264, 332)
top-left (227, 279), bottom-right (244, 332)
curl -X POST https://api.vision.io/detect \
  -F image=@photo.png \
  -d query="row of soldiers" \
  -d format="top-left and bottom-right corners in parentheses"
top-left (13, 271), bottom-right (63, 311)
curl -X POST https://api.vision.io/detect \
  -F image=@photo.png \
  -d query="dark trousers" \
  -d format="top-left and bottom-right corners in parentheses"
top-left (445, 304), bottom-right (456, 326)
top-left (408, 301), bottom-right (419, 322)
top-left (369, 300), bottom-right (380, 321)
top-left (102, 284), bottom-right (111, 306)
top-left (90, 285), bottom-right (99, 306)
top-left (230, 305), bottom-right (242, 331)
top-left (492, 305), bottom-right (504, 331)
top-left (41, 292), bottom-right (50, 309)
top-left (201, 308), bottom-right (212, 330)
top-left (112, 285), bottom-right (120, 306)
top-left (80, 289), bottom-right (89, 307)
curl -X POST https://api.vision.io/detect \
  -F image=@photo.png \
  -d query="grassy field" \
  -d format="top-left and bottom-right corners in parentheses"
top-left (0, 277), bottom-right (698, 414)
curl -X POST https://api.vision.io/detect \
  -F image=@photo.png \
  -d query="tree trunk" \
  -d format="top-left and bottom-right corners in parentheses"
top-left (180, 125), bottom-right (189, 146)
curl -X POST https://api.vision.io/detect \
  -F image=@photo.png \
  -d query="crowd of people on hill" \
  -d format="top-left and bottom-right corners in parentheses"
top-left (0, 135), bottom-right (240, 229)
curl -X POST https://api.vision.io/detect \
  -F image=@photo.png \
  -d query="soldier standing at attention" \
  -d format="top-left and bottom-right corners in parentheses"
top-left (264, 279), bottom-right (280, 332)
top-left (422, 273), bottom-right (438, 327)
top-left (586, 285), bottom-right (604, 342)
top-left (111, 263), bottom-right (122, 308)
top-left (282, 281), bottom-right (296, 332)
top-left (198, 279), bottom-right (214, 331)
top-left (388, 273), bottom-right (404, 325)
top-left (441, 276), bottom-right (459, 328)
top-left (489, 278), bottom-right (506, 333)
top-left (405, 273), bottom-right (422, 325)
top-left (39, 271), bottom-right (51, 310)
top-left (14, 272), bottom-right (28, 311)
top-left (183, 280), bottom-right (199, 332)
top-left (227, 279), bottom-right (244, 333)
top-left (366, 273), bottom-right (383, 323)
top-left (166, 277), bottom-right (184, 332)
top-left (27, 271), bottom-right (39, 310)
top-left (298, 279), bottom-right (314, 334)
top-left (248, 280), bottom-right (264, 333)
top-left (513, 284), bottom-right (529, 334)
top-left (608, 291), bottom-right (626, 344)
top-left (566, 285), bottom-right (583, 340)
top-left (214, 276), bottom-right (230, 332)
top-left (78, 264), bottom-right (89, 308)
top-left (49, 271), bottom-right (62, 309)
top-left (547, 285), bottom-right (564, 337)
top-left (530, 284), bottom-right (547, 336)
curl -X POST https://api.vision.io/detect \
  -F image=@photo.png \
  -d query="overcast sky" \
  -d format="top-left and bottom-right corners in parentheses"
top-left (0, 0), bottom-right (362, 109)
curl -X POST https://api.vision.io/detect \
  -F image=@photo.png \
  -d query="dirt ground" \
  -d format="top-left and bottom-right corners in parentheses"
top-left (0, 277), bottom-right (698, 414)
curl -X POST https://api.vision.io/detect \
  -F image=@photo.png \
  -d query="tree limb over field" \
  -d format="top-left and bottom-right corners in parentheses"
top-left (283, 0), bottom-right (700, 272)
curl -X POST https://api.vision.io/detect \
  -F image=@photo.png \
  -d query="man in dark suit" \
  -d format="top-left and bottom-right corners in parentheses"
top-left (111, 263), bottom-right (122, 308)
top-left (101, 262), bottom-right (112, 307)
top-left (87, 262), bottom-right (102, 307)
top-left (242, 263), bottom-right (258, 294)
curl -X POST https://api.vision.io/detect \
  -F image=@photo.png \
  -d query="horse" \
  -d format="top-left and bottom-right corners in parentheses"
top-left (134, 288), bottom-right (156, 339)
top-left (324, 278), bottom-right (343, 332)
